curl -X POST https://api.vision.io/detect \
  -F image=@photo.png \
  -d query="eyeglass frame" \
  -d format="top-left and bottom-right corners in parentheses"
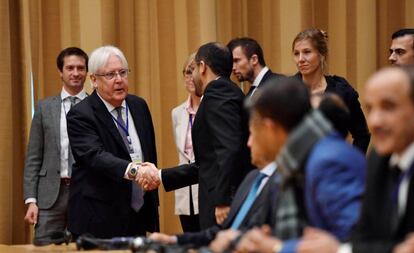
top-left (94, 69), bottom-right (130, 80)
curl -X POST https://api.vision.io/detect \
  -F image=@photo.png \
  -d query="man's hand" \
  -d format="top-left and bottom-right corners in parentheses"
top-left (136, 162), bottom-right (160, 190)
top-left (148, 232), bottom-right (177, 244)
top-left (393, 233), bottom-right (414, 253)
top-left (24, 203), bottom-right (38, 225)
top-left (236, 225), bottom-right (281, 253)
top-left (298, 227), bottom-right (339, 253)
top-left (215, 205), bottom-right (230, 224)
top-left (209, 229), bottom-right (240, 253)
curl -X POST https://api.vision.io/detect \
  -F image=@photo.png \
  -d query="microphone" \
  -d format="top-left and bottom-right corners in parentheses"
top-left (33, 230), bottom-right (72, 246)
top-left (76, 234), bottom-right (137, 250)
top-left (76, 234), bottom-right (193, 253)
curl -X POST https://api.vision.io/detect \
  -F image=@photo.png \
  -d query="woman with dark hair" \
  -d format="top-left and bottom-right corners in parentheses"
top-left (292, 28), bottom-right (370, 153)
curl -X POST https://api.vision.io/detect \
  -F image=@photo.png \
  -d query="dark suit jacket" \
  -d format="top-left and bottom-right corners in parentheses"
top-left (66, 91), bottom-right (159, 238)
top-left (246, 69), bottom-right (284, 98)
top-left (162, 77), bottom-right (253, 229)
top-left (352, 150), bottom-right (414, 253)
top-left (176, 170), bottom-right (274, 247)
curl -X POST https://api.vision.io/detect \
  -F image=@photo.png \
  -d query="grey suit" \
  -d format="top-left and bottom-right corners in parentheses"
top-left (23, 95), bottom-right (74, 244)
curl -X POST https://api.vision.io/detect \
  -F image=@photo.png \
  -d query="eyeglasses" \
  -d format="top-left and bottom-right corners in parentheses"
top-left (95, 69), bottom-right (130, 80)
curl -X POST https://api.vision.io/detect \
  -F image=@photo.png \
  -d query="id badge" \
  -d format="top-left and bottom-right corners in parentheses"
top-left (130, 152), bottom-right (142, 164)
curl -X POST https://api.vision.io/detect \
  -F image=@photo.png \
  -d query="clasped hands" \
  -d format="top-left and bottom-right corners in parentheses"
top-left (134, 162), bottom-right (160, 190)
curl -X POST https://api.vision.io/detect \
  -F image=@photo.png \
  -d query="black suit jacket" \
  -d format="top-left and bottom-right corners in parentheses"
top-left (246, 69), bottom-right (284, 98)
top-left (352, 150), bottom-right (414, 253)
top-left (176, 170), bottom-right (274, 247)
top-left (66, 91), bottom-right (159, 238)
top-left (162, 77), bottom-right (253, 229)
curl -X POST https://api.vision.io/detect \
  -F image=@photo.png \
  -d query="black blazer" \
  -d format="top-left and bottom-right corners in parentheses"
top-left (66, 91), bottom-right (159, 238)
top-left (176, 170), bottom-right (274, 247)
top-left (162, 77), bottom-right (253, 229)
top-left (246, 69), bottom-right (284, 98)
top-left (352, 150), bottom-right (414, 253)
top-left (292, 73), bottom-right (370, 153)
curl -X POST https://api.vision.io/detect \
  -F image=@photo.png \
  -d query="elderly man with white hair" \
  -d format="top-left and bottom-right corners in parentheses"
top-left (66, 45), bottom-right (159, 238)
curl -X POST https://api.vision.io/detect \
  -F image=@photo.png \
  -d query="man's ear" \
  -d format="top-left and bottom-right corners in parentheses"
top-left (58, 70), bottom-right (63, 80)
top-left (250, 54), bottom-right (259, 66)
top-left (90, 74), bottom-right (98, 89)
top-left (199, 61), bottom-right (206, 74)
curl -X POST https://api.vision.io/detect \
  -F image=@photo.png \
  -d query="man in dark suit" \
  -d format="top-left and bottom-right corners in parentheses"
top-left (66, 45), bottom-right (159, 238)
top-left (226, 37), bottom-right (283, 98)
top-left (23, 47), bottom-right (88, 245)
top-left (148, 95), bottom-right (281, 246)
top-left (296, 66), bottom-right (414, 253)
top-left (140, 42), bottom-right (253, 229)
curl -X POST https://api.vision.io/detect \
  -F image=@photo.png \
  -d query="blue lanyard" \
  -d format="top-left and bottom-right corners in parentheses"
top-left (112, 105), bottom-right (130, 140)
top-left (392, 163), bottom-right (414, 206)
top-left (189, 114), bottom-right (193, 129)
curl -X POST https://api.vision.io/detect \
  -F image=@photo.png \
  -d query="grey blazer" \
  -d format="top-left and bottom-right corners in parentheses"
top-left (23, 95), bottom-right (65, 209)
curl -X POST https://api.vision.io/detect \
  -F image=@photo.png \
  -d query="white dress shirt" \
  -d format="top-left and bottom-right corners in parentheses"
top-left (96, 93), bottom-right (144, 178)
top-left (249, 66), bottom-right (269, 97)
top-left (60, 88), bottom-right (87, 178)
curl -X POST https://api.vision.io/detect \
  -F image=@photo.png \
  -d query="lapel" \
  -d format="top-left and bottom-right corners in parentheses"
top-left (90, 91), bottom-right (130, 155)
top-left (245, 173), bottom-right (273, 218)
top-left (127, 95), bottom-right (149, 161)
top-left (175, 104), bottom-right (192, 161)
top-left (223, 171), bottom-right (260, 227)
top-left (50, 96), bottom-right (62, 152)
top-left (259, 70), bottom-right (271, 86)
top-left (394, 161), bottom-right (414, 232)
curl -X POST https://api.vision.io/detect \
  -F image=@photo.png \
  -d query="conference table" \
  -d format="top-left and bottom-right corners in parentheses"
top-left (0, 243), bottom-right (130, 252)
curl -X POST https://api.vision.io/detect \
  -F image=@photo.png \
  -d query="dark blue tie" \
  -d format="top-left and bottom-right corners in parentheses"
top-left (67, 96), bottom-right (77, 177)
top-left (231, 172), bottom-right (267, 229)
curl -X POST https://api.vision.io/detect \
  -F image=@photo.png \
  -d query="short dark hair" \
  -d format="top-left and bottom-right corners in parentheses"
top-left (318, 93), bottom-right (350, 138)
top-left (227, 37), bottom-right (266, 66)
top-left (56, 47), bottom-right (89, 72)
top-left (391, 29), bottom-right (414, 40)
top-left (249, 77), bottom-right (311, 131)
top-left (195, 42), bottom-right (232, 78)
top-left (392, 29), bottom-right (414, 52)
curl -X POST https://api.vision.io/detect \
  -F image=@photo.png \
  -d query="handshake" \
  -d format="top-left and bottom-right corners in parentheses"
top-left (133, 162), bottom-right (161, 191)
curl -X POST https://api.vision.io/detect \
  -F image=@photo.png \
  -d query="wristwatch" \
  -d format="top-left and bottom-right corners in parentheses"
top-left (127, 163), bottom-right (139, 179)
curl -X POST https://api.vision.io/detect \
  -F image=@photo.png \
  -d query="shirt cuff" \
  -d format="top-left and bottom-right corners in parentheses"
top-left (25, 198), bottom-right (37, 204)
top-left (338, 243), bottom-right (352, 253)
top-left (158, 170), bottom-right (163, 185)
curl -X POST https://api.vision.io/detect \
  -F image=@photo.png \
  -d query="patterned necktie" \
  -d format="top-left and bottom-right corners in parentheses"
top-left (67, 96), bottom-right (77, 177)
top-left (115, 107), bottom-right (144, 212)
top-left (231, 172), bottom-right (267, 229)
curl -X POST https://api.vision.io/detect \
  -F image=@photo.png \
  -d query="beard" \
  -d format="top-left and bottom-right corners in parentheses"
top-left (194, 78), bottom-right (203, 97)
top-left (236, 68), bottom-right (255, 83)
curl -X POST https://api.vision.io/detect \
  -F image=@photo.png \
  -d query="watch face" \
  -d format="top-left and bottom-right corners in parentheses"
top-left (130, 167), bottom-right (137, 175)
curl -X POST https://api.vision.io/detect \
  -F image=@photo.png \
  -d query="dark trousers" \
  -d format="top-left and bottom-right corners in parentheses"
top-left (179, 186), bottom-right (200, 232)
